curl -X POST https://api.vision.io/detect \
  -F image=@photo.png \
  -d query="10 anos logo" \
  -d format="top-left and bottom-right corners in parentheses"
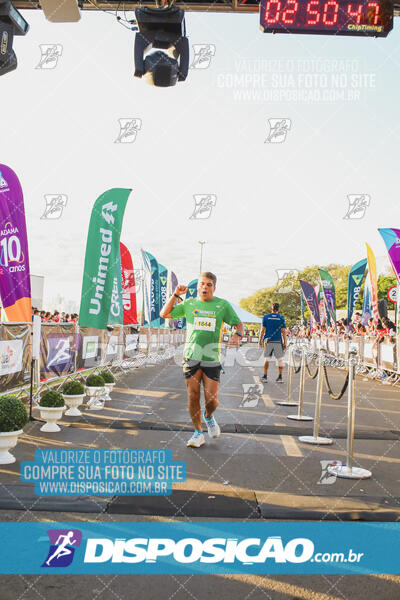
top-left (84, 536), bottom-right (315, 564)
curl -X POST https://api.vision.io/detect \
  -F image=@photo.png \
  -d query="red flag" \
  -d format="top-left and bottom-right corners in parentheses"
top-left (120, 242), bottom-right (137, 324)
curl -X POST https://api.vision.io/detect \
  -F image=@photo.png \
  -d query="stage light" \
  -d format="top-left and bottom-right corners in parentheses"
top-left (0, 1), bottom-right (29, 76)
top-left (134, 5), bottom-right (189, 88)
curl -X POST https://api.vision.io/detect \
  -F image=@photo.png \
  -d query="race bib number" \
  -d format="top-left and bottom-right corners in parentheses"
top-left (194, 317), bottom-right (216, 331)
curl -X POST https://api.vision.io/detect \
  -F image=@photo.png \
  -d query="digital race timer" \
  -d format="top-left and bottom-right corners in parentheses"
top-left (260, 0), bottom-right (393, 36)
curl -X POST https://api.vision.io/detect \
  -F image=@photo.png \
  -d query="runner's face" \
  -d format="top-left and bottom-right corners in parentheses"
top-left (198, 277), bottom-right (215, 301)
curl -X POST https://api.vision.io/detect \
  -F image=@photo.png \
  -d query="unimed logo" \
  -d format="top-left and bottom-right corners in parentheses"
top-left (83, 536), bottom-right (314, 564)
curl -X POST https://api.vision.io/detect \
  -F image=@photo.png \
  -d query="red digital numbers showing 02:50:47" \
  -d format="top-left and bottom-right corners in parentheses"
top-left (263, 0), bottom-right (381, 26)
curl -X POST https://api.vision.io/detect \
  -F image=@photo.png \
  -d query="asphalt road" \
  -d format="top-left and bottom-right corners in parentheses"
top-left (1, 345), bottom-right (400, 599)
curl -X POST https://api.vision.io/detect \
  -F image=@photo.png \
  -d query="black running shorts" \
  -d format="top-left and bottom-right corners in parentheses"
top-left (182, 359), bottom-right (222, 382)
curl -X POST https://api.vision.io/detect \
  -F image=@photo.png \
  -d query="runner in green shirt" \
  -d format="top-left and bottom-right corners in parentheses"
top-left (160, 272), bottom-right (244, 448)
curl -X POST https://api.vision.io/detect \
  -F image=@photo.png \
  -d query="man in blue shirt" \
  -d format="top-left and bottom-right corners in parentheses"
top-left (258, 302), bottom-right (287, 383)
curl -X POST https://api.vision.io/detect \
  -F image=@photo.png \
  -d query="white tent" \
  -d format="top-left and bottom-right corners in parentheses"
top-left (229, 302), bottom-right (262, 324)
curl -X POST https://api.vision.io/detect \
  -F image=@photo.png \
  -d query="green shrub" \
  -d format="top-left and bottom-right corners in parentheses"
top-left (101, 370), bottom-right (115, 384)
top-left (86, 374), bottom-right (105, 387)
top-left (39, 390), bottom-right (64, 408)
top-left (63, 380), bottom-right (85, 395)
top-left (0, 395), bottom-right (29, 432)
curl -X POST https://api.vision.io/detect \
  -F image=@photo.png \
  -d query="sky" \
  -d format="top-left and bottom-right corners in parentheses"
top-left (1, 6), bottom-right (400, 309)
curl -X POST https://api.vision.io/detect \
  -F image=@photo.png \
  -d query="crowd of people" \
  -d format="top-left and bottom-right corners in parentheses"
top-left (290, 312), bottom-right (397, 342)
top-left (32, 307), bottom-right (79, 323)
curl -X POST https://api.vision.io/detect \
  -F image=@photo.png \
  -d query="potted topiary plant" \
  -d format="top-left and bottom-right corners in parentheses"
top-left (0, 395), bottom-right (28, 464)
top-left (38, 390), bottom-right (66, 432)
top-left (62, 380), bottom-right (85, 416)
top-left (101, 370), bottom-right (116, 401)
top-left (85, 373), bottom-right (105, 410)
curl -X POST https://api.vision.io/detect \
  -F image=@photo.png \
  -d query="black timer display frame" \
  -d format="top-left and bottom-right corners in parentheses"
top-left (260, 0), bottom-right (393, 36)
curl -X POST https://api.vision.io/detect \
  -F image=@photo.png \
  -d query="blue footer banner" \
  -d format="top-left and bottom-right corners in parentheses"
top-left (0, 522), bottom-right (399, 574)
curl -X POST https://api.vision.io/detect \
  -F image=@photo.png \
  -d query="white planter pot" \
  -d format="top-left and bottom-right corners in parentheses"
top-left (103, 382), bottom-right (115, 401)
top-left (39, 406), bottom-right (66, 432)
top-left (63, 394), bottom-right (85, 416)
top-left (0, 429), bottom-right (23, 464)
top-left (85, 386), bottom-right (105, 410)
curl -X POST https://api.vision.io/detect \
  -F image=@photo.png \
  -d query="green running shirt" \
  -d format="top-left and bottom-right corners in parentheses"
top-left (170, 296), bottom-right (241, 362)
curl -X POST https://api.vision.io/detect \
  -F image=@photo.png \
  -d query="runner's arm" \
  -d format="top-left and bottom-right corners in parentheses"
top-left (259, 326), bottom-right (265, 347)
top-left (227, 322), bottom-right (244, 347)
top-left (160, 296), bottom-right (179, 319)
top-left (234, 322), bottom-right (244, 337)
top-left (160, 284), bottom-right (188, 319)
top-left (223, 303), bottom-right (243, 346)
top-left (282, 328), bottom-right (287, 349)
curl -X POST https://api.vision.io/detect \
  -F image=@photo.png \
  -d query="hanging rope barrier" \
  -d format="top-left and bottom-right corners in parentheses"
top-left (305, 353), bottom-right (319, 379)
top-left (322, 363), bottom-right (349, 400)
top-left (291, 348), bottom-right (302, 374)
top-left (293, 344), bottom-right (349, 400)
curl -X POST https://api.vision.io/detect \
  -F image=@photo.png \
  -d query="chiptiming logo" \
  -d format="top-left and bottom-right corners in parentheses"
top-left (42, 529), bottom-right (82, 567)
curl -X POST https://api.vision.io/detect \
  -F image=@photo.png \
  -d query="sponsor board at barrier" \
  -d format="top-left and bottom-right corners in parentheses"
top-left (295, 334), bottom-right (398, 374)
top-left (0, 522), bottom-right (399, 574)
top-left (82, 336), bottom-right (98, 360)
top-left (105, 335), bottom-right (119, 356)
top-left (45, 335), bottom-right (73, 375)
top-left (0, 324), bottom-right (182, 388)
top-left (380, 340), bottom-right (397, 371)
top-left (39, 325), bottom-right (81, 378)
top-left (139, 333), bottom-right (148, 349)
top-left (124, 333), bottom-right (139, 354)
top-left (338, 338), bottom-right (346, 358)
top-left (0, 339), bottom-right (23, 376)
top-left (0, 324), bottom-right (30, 391)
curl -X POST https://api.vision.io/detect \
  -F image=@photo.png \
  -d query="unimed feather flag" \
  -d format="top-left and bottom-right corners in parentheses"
top-left (79, 188), bottom-right (131, 329)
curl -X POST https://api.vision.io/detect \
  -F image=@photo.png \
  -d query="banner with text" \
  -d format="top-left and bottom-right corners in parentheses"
top-left (120, 242), bottom-right (137, 325)
top-left (158, 263), bottom-right (168, 328)
top-left (1, 522), bottom-right (399, 574)
top-left (300, 280), bottom-right (320, 325)
top-left (347, 258), bottom-right (367, 322)
top-left (142, 250), bottom-right (161, 327)
top-left (79, 188), bottom-right (130, 329)
top-left (0, 164), bottom-right (32, 322)
top-left (319, 268), bottom-right (336, 324)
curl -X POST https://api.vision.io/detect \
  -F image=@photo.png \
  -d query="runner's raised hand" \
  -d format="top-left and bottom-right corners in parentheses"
top-left (175, 285), bottom-right (188, 296)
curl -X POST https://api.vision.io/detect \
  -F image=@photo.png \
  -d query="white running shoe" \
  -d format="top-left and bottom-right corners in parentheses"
top-left (187, 431), bottom-right (205, 448)
top-left (204, 411), bottom-right (221, 438)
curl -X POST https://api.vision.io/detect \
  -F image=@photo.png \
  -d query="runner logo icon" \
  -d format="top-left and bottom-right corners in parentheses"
top-left (36, 44), bottom-right (63, 69)
top-left (42, 529), bottom-right (82, 567)
top-left (240, 383), bottom-right (263, 408)
top-left (343, 195), bottom-right (370, 220)
top-left (114, 118), bottom-right (142, 143)
top-left (189, 195), bottom-right (217, 220)
top-left (318, 460), bottom-right (343, 485)
top-left (0, 171), bottom-right (8, 188)
top-left (265, 119), bottom-right (291, 143)
top-left (190, 44), bottom-right (216, 69)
